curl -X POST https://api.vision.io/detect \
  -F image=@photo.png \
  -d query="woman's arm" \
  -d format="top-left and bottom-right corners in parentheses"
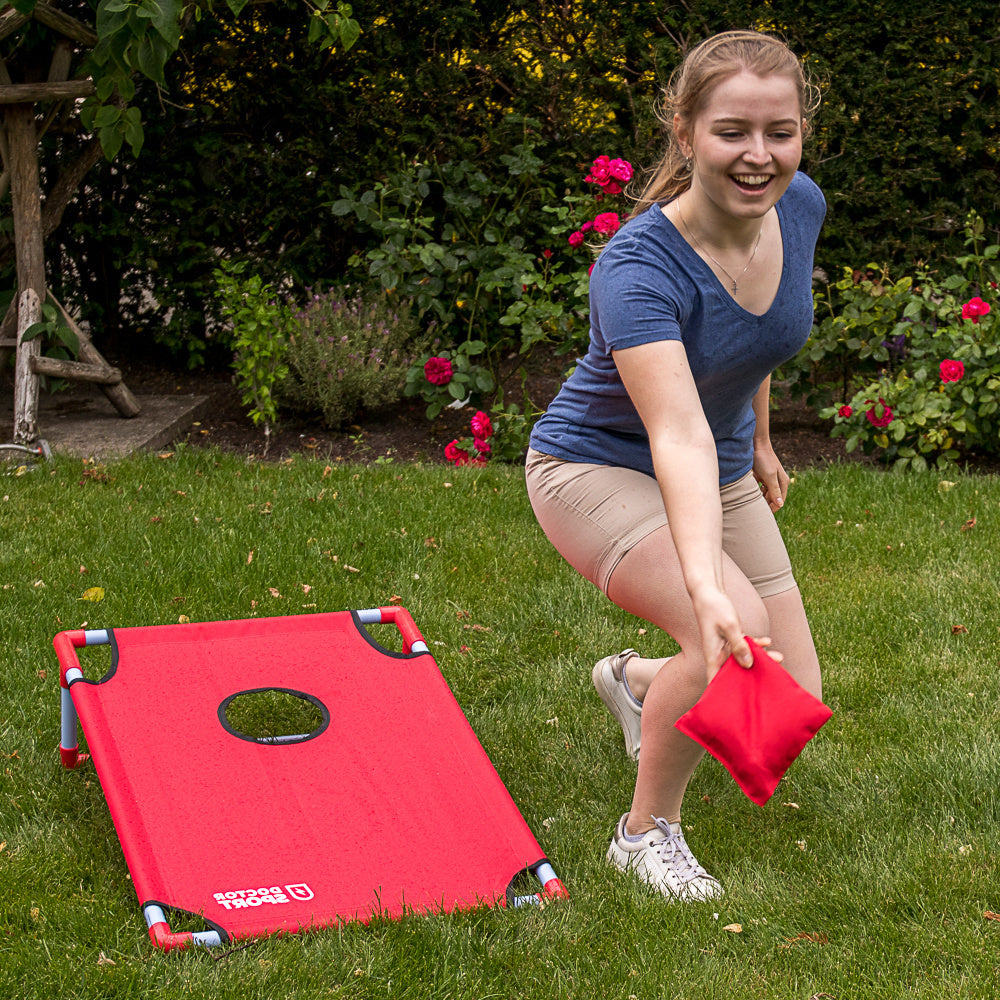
top-left (751, 375), bottom-right (790, 512)
top-left (613, 339), bottom-right (753, 677)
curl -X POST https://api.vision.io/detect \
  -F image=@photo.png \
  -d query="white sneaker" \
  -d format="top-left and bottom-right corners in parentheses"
top-left (592, 649), bottom-right (643, 759)
top-left (607, 814), bottom-right (723, 902)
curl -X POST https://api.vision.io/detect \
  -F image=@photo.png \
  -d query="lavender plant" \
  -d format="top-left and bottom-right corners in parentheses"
top-left (280, 289), bottom-right (429, 428)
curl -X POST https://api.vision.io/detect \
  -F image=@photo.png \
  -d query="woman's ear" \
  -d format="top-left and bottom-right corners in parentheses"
top-left (673, 112), bottom-right (691, 160)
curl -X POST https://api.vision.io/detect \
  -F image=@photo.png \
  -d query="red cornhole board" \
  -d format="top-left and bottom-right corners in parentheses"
top-left (56, 607), bottom-right (565, 951)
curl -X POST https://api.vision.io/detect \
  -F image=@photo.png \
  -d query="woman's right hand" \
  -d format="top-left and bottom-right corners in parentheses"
top-left (690, 583), bottom-right (753, 681)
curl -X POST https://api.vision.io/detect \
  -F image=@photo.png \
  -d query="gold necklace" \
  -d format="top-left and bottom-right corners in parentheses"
top-left (676, 201), bottom-right (763, 294)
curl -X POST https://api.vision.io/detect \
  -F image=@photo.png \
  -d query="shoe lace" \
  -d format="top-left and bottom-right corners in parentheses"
top-left (650, 816), bottom-right (710, 884)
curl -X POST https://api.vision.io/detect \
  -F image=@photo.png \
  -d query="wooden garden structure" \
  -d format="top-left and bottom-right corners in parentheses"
top-left (1, 1), bottom-right (138, 450)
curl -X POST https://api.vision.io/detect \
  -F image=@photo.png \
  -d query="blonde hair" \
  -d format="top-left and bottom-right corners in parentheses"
top-left (632, 30), bottom-right (820, 216)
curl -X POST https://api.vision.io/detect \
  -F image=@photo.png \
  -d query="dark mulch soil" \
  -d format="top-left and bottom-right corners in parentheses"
top-left (117, 349), bottom-right (871, 471)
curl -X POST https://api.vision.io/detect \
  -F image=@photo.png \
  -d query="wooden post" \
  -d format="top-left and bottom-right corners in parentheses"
top-left (7, 101), bottom-right (45, 445)
top-left (13, 288), bottom-right (41, 443)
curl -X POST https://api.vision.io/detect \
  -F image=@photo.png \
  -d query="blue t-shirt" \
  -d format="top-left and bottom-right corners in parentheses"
top-left (530, 171), bottom-right (826, 484)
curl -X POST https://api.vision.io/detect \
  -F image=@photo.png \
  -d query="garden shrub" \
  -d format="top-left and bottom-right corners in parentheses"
top-left (215, 260), bottom-right (291, 449)
top-left (332, 127), bottom-right (571, 359)
top-left (279, 289), bottom-right (429, 429)
top-left (796, 213), bottom-right (999, 470)
top-left (442, 402), bottom-right (537, 467)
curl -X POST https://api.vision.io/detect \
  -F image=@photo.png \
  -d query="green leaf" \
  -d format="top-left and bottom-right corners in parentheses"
top-left (224, 0), bottom-right (251, 15)
top-left (20, 321), bottom-right (49, 343)
top-left (96, 1), bottom-right (131, 37)
top-left (133, 33), bottom-right (166, 85)
top-left (94, 104), bottom-right (121, 129)
top-left (143, 0), bottom-right (182, 49)
top-left (99, 123), bottom-right (125, 161)
top-left (117, 73), bottom-right (136, 101)
top-left (93, 76), bottom-right (117, 103)
top-left (124, 114), bottom-right (144, 157)
top-left (9, 0), bottom-right (39, 14)
top-left (54, 325), bottom-right (80, 355)
top-left (339, 16), bottom-right (361, 52)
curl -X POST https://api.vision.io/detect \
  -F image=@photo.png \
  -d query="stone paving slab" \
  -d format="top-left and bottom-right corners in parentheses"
top-left (1, 388), bottom-right (210, 460)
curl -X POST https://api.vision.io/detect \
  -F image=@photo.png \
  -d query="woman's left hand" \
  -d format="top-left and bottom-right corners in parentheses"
top-left (752, 441), bottom-right (790, 513)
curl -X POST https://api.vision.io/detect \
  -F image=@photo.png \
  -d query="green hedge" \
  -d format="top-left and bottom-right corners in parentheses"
top-left (4, 1), bottom-right (996, 362)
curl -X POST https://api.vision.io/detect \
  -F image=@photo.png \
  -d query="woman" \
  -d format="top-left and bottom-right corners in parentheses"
top-left (525, 30), bottom-right (826, 901)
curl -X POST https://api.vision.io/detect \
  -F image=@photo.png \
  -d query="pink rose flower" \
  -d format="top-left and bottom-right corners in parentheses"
top-left (592, 212), bottom-right (621, 236)
top-left (838, 404), bottom-right (853, 418)
top-left (939, 359), bottom-right (965, 382)
top-left (581, 220), bottom-right (594, 233)
top-left (865, 399), bottom-right (894, 429)
top-left (470, 411), bottom-right (493, 439)
top-left (585, 154), bottom-right (633, 191)
top-left (444, 440), bottom-right (470, 466)
top-left (473, 437), bottom-right (491, 454)
top-left (568, 230), bottom-right (585, 248)
top-left (961, 296), bottom-right (991, 323)
top-left (608, 158), bottom-right (633, 183)
top-left (585, 155), bottom-right (612, 187)
top-left (424, 356), bottom-right (453, 386)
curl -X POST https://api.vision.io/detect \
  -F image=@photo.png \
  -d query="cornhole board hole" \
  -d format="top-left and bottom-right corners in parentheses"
top-left (56, 606), bottom-right (566, 951)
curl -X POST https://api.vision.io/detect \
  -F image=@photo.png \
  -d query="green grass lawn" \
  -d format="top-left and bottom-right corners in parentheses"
top-left (2, 451), bottom-right (998, 998)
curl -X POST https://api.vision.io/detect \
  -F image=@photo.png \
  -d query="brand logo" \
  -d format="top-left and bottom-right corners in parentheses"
top-left (211, 884), bottom-right (314, 910)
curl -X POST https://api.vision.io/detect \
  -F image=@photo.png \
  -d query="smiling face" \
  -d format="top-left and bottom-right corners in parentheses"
top-left (675, 69), bottom-right (803, 230)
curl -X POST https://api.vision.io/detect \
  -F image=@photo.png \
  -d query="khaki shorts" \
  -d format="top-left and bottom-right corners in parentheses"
top-left (524, 448), bottom-right (795, 598)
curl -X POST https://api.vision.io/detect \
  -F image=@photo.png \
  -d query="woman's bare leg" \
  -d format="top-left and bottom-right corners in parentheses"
top-left (761, 586), bottom-right (821, 699)
top-left (606, 524), bottom-right (769, 832)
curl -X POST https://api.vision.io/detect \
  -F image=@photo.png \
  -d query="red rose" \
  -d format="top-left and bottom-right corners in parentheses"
top-left (585, 154), bottom-right (633, 190)
top-left (939, 359), bottom-right (965, 383)
top-left (865, 399), bottom-right (894, 429)
top-left (608, 158), bottom-right (633, 183)
top-left (568, 230), bottom-right (585, 248)
top-left (585, 155), bottom-right (612, 187)
top-left (961, 297), bottom-right (991, 323)
top-left (592, 212), bottom-right (621, 236)
top-left (444, 440), bottom-right (470, 466)
top-left (838, 404), bottom-right (853, 418)
top-left (424, 356), bottom-right (453, 386)
top-left (470, 411), bottom-right (493, 439)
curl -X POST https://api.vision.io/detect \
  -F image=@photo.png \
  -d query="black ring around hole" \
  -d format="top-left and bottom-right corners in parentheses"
top-left (219, 687), bottom-right (330, 745)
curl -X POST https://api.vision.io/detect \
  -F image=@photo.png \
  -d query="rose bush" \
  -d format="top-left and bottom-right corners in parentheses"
top-left (503, 152), bottom-right (633, 358)
top-left (815, 212), bottom-right (1000, 470)
top-left (444, 402), bottom-right (534, 466)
